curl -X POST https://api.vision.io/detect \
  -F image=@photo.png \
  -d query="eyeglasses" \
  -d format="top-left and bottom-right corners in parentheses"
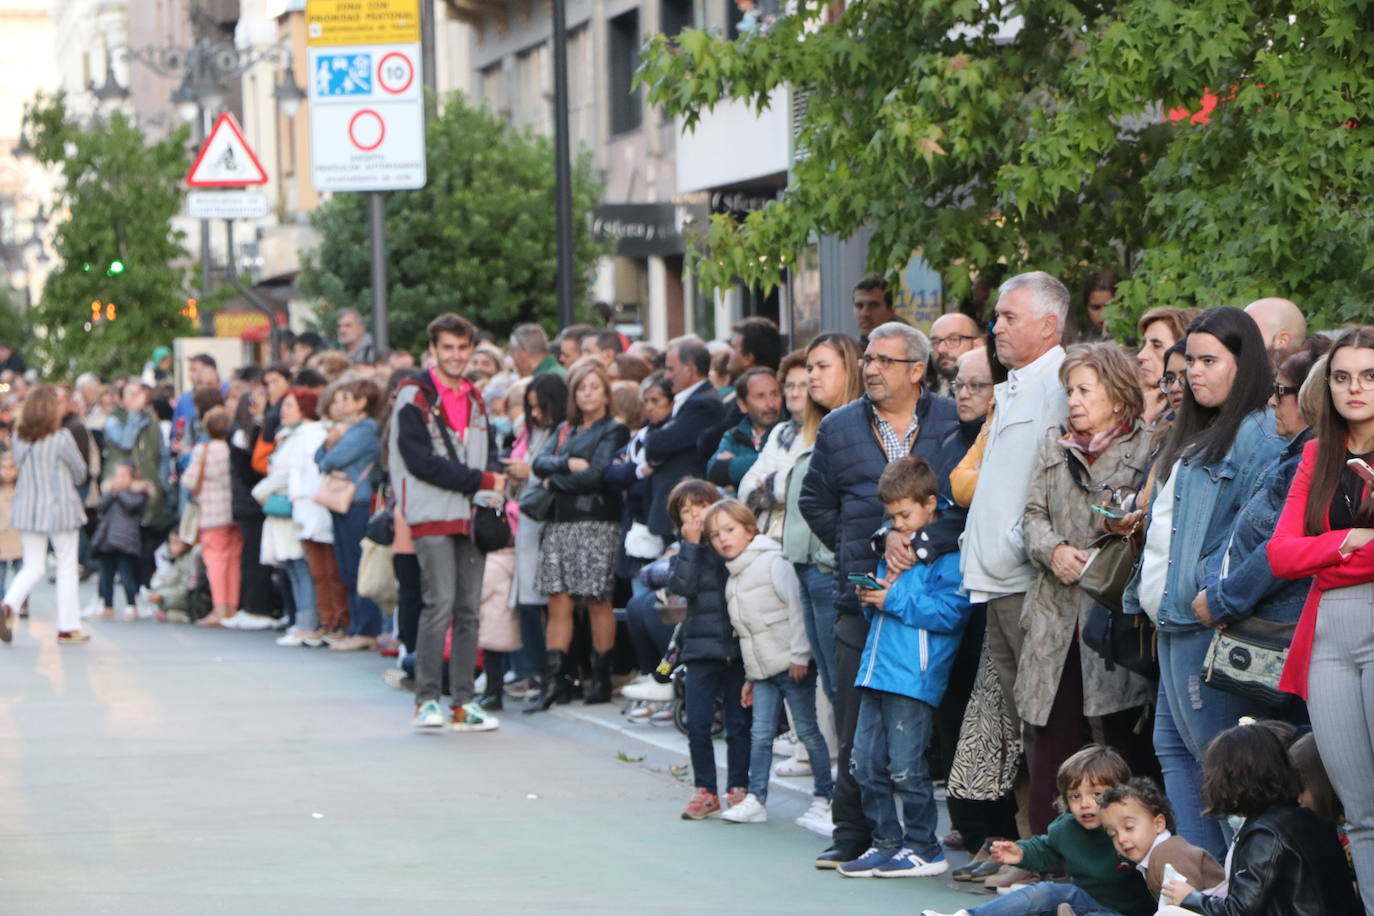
top-left (860, 353), bottom-right (921, 370)
top-left (1158, 373), bottom-right (1184, 393)
top-left (1329, 370), bottom-right (1374, 391)
top-left (1272, 382), bottom-right (1301, 400)
top-left (950, 380), bottom-right (994, 396)
top-left (783, 380), bottom-right (809, 392)
top-left (930, 333), bottom-right (980, 349)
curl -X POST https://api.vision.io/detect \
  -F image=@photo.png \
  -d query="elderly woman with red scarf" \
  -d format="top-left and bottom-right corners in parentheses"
top-left (1016, 342), bottom-right (1158, 833)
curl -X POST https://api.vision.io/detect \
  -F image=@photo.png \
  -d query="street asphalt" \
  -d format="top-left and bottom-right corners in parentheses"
top-left (0, 580), bottom-right (993, 915)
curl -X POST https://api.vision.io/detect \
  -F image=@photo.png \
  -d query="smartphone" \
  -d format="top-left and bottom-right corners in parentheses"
top-left (1348, 458), bottom-right (1374, 487)
top-left (847, 573), bottom-right (883, 591)
top-left (1090, 503), bottom-right (1127, 520)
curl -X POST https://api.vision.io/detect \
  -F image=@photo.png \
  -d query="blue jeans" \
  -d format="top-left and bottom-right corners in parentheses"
top-left (969, 883), bottom-right (1120, 915)
top-left (331, 501), bottom-right (382, 637)
top-left (685, 658), bottom-right (751, 795)
top-left (282, 557), bottom-right (317, 632)
top-left (96, 550), bottom-right (139, 607)
top-left (625, 589), bottom-right (675, 674)
top-left (1157, 627), bottom-right (1283, 859)
top-left (514, 603), bottom-right (546, 679)
top-left (852, 688), bottom-right (939, 857)
top-left (748, 669), bottom-right (834, 802)
top-left (797, 563), bottom-right (838, 698)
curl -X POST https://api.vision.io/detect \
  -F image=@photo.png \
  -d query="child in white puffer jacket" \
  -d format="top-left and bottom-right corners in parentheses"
top-left (705, 498), bottom-right (832, 829)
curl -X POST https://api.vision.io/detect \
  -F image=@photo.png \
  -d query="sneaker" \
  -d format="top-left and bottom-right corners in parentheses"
top-left (680, 788), bottom-right (720, 820)
top-left (720, 792), bottom-right (767, 823)
top-left (219, 613), bottom-right (243, 630)
top-left (231, 612), bottom-right (277, 631)
top-left (412, 699), bottom-right (445, 729)
top-left (450, 701), bottom-right (499, 732)
top-left (504, 677), bottom-right (536, 699)
top-left (725, 786), bottom-right (748, 808)
top-left (276, 630), bottom-right (325, 648)
top-left (272, 616), bottom-right (292, 630)
top-left (874, 847), bottom-right (948, 878)
top-left (382, 668), bottom-right (414, 691)
top-left (986, 865), bottom-right (1038, 890)
top-left (121, 605), bottom-right (139, 622)
top-left (795, 796), bottom-right (833, 837)
top-left (773, 755), bottom-right (813, 778)
top-left (816, 844), bottom-right (864, 870)
top-left (621, 679), bottom-right (675, 701)
top-left (648, 706), bottom-right (676, 724)
top-left (57, 630), bottom-right (91, 644)
top-left (773, 730), bottom-right (799, 757)
top-left (838, 846), bottom-right (899, 878)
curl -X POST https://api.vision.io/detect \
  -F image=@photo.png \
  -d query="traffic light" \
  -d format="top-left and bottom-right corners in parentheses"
top-left (107, 260), bottom-right (125, 276)
top-left (91, 300), bottom-right (101, 322)
top-left (182, 298), bottom-right (198, 320)
top-left (105, 302), bottom-right (117, 321)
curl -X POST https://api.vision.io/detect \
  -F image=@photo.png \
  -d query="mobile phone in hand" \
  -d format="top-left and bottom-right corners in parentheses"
top-left (1348, 458), bottom-right (1374, 487)
top-left (846, 573), bottom-right (883, 591)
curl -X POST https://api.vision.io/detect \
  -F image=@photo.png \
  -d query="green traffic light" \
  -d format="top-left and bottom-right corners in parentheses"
top-left (82, 262), bottom-right (91, 272)
top-left (107, 260), bottom-right (125, 276)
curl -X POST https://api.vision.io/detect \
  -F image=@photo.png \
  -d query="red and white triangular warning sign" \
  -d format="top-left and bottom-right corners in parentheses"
top-left (186, 112), bottom-right (268, 188)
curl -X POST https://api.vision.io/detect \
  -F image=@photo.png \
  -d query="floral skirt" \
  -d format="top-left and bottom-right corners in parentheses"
top-left (536, 520), bottom-right (621, 602)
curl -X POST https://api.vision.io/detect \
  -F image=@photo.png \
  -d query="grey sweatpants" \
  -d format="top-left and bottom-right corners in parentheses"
top-left (414, 533), bottom-right (486, 707)
top-left (1308, 581), bottom-right (1374, 916)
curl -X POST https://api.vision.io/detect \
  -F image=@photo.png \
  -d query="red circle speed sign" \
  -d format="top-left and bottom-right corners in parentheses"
top-left (348, 109), bottom-right (386, 151)
top-left (377, 53), bottom-right (415, 94)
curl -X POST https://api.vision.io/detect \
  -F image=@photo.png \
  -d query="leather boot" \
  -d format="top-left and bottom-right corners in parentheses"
top-left (478, 651), bottom-right (505, 711)
top-left (582, 650), bottom-right (614, 705)
top-left (524, 650), bottom-right (571, 714)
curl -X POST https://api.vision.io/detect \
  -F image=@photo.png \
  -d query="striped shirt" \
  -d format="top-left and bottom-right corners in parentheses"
top-left (10, 428), bottom-right (88, 533)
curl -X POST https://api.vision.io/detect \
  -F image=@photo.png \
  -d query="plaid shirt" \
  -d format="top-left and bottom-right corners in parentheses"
top-left (184, 440), bottom-right (233, 529)
top-left (874, 403), bottom-right (920, 460)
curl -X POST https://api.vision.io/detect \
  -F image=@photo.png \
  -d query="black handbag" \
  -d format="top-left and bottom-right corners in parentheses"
top-left (1082, 600), bottom-right (1158, 678)
top-left (431, 399), bottom-right (510, 553)
top-left (518, 484), bottom-right (555, 523)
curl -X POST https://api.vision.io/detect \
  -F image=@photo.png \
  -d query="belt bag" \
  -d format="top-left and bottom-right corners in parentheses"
top-left (1201, 616), bottom-right (1296, 707)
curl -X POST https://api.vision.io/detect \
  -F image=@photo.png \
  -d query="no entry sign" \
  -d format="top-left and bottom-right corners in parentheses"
top-left (305, 0), bottom-right (426, 192)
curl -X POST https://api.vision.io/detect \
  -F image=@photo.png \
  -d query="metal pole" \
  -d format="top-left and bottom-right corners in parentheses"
top-left (420, 0), bottom-right (437, 112)
top-left (369, 192), bottom-right (389, 356)
top-left (551, 0), bottom-right (576, 330)
top-left (198, 103), bottom-right (214, 334)
top-left (224, 219), bottom-right (278, 358)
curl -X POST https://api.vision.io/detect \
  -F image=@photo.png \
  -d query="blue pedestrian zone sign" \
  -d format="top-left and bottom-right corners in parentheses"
top-left (314, 54), bottom-right (372, 96)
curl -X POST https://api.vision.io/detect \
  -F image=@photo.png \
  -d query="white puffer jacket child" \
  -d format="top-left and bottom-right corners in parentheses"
top-left (723, 534), bottom-right (810, 680)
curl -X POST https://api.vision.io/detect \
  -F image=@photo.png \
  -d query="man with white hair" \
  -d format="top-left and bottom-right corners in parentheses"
top-left (1243, 297), bottom-right (1306, 365)
top-left (337, 309), bottom-right (376, 364)
top-left (961, 271), bottom-right (1069, 744)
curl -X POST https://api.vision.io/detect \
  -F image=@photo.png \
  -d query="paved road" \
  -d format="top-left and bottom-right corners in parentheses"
top-left (0, 585), bottom-right (991, 915)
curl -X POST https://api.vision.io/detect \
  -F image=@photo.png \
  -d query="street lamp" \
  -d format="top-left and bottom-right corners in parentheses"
top-left (273, 61), bottom-right (306, 119)
top-left (89, 55), bottom-right (131, 113)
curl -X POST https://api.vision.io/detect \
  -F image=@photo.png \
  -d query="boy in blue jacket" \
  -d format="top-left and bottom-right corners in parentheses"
top-left (839, 456), bottom-right (971, 880)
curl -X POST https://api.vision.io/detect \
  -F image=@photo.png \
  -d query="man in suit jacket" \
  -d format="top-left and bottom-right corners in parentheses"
top-left (643, 336), bottom-right (724, 539)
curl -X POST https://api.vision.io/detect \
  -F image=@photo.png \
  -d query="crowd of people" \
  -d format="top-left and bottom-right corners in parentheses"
top-left (0, 278), bottom-right (1370, 914)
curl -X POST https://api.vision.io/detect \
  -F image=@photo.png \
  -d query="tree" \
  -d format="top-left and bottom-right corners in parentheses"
top-left (639, 0), bottom-right (1374, 331)
top-left (299, 93), bottom-right (606, 354)
top-left (25, 92), bottom-right (193, 377)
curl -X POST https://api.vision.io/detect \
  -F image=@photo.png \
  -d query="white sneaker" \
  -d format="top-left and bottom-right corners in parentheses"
top-left (271, 616), bottom-right (291, 630)
top-left (795, 796), bottom-right (833, 837)
top-left (412, 699), bottom-right (445, 729)
top-left (773, 730), bottom-right (799, 757)
top-left (219, 613), bottom-right (243, 630)
top-left (276, 631), bottom-right (323, 647)
top-left (232, 612), bottom-right (275, 631)
top-left (720, 792), bottom-right (768, 823)
top-left (81, 598), bottom-right (103, 619)
top-left (774, 755), bottom-right (813, 778)
top-left (622, 679), bottom-right (674, 701)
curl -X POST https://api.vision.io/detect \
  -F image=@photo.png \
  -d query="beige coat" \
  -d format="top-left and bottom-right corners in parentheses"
top-left (1017, 423), bottom-right (1154, 727)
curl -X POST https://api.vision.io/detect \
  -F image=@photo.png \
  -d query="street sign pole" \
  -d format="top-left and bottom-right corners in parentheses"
top-left (551, 0), bottom-right (576, 330)
top-left (369, 191), bottom-right (389, 356)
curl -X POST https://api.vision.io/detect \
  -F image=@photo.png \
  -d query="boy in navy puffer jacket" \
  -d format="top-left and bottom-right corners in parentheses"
top-left (665, 478), bottom-right (751, 821)
top-left (840, 456), bottom-right (971, 880)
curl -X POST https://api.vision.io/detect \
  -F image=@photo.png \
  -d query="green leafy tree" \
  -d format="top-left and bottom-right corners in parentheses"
top-left (640, 0), bottom-right (1374, 331)
top-left (0, 285), bottom-right (27, 354)
top-left (300, 93), bottom-right (606, 354)
top-left (25, 92), bottom-right (193, 377)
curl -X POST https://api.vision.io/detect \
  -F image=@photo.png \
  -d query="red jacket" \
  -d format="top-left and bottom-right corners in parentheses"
top-left (1267, 439), bottom-right (1374, 698)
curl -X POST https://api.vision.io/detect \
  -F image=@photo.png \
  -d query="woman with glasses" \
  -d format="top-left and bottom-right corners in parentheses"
top-left (1018, 342), bottom-right (1156, 832)
top-left (1121, 306), bottom-right (1285, 859)
top-left (1270, 326), bottom-right (1374, 914)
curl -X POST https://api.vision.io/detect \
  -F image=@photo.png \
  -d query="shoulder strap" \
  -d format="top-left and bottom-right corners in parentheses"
top-left (431, 402), bottom-right (461, 464)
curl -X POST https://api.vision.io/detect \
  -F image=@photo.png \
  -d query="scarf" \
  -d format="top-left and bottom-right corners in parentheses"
top-left (1058, 421), bottom-right (1131, 466)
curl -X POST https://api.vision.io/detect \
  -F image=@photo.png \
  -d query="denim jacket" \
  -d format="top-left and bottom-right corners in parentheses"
top-left (1200, 428), bottom-right (1313, 627)
top-left (1123, 409), bottom-right (1283, 630)
top-left (316, 418), bottom-right (381, 504)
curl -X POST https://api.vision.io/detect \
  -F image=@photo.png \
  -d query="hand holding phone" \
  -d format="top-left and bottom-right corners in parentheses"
top-left (847, 573), bottom-right (883, 591)
top-left (1348, 457), bottom-right (1374, 487)
top-left (1090, 503), bottom-right (1127, 520)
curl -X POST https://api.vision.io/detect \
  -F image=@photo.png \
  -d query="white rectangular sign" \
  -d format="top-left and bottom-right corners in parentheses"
top-left (187, 191), bottom-right (269, 220)
top-left (307, 42), bottom-right (426, 192)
